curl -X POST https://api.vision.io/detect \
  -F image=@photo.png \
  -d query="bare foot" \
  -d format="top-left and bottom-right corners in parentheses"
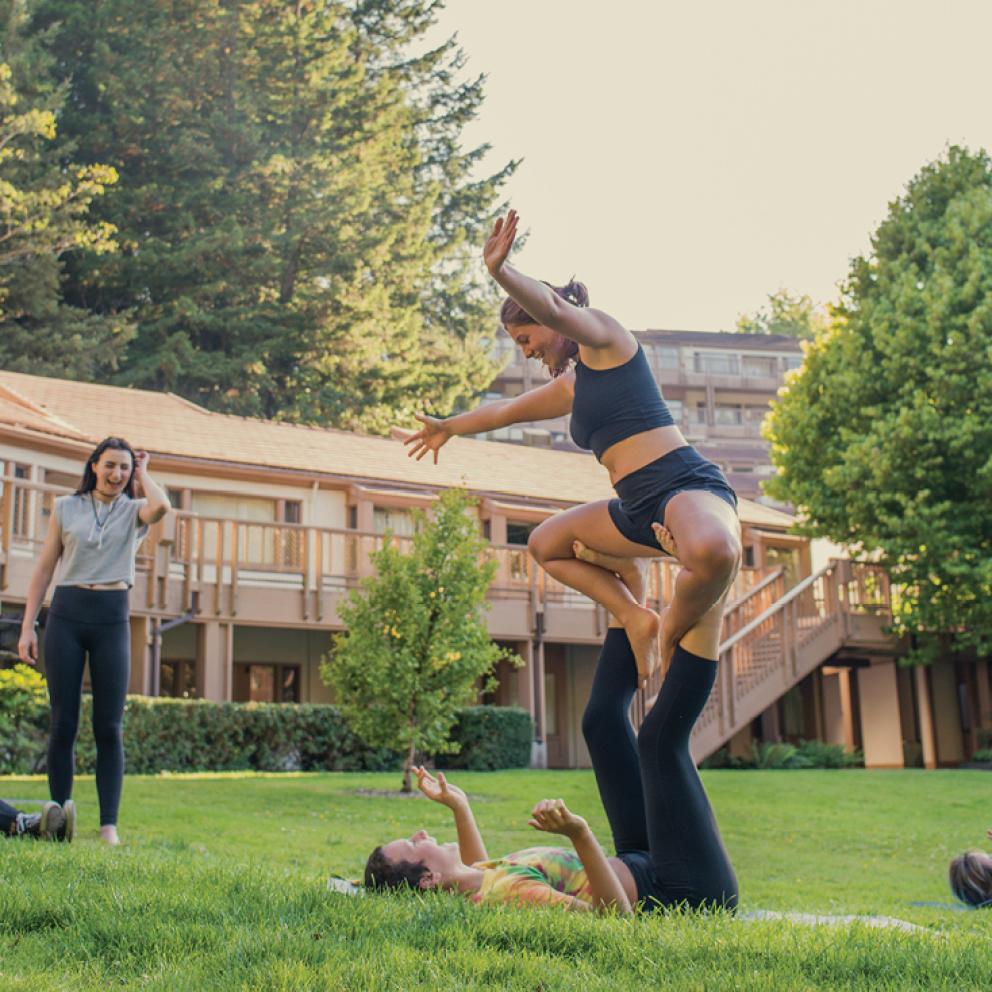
top-left (625, 605), bottom-right (662, 688)
top-left (650, 522), bottom-right (679, 559)
top-left (572, 540), bottom-right (648, 603)
top-left (100, 825), bottom-right (120, 846)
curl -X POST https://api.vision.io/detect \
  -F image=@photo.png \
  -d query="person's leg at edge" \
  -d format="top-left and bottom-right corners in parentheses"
top-left (656, 491), bottom-right (741, 668)
top-left (636, 591), bottom-right (738, 910)
top-left (44, 613), bottom-right (87, 812)
top-left (88, 619), bottom-right (130, 846)
top-left (527, 501), bottom-right (665, 684)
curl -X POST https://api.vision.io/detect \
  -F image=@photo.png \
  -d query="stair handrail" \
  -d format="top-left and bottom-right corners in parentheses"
top-left (722, 565), bottom-right (784, 615)
top-left (719, 561), bottom-right (835, 654)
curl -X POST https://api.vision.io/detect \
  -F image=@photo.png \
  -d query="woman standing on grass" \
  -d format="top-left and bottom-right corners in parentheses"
top-left (405, 209), bottom-right (741, 686)
top-left (17, 438), bottom-right (170, 845)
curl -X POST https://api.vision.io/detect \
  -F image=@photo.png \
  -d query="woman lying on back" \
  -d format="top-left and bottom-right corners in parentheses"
top-left (365, 766), bottom-right (633, 913)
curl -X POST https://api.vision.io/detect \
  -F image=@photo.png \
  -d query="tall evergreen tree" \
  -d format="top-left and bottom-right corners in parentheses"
top-left (0, 0), bottom-right (132, 378)
top-left (31, 0), bottom-right (514, 427)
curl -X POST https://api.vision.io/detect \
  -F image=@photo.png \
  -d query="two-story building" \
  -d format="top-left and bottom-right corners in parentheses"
top-left (1, 370), bottom-right (986, 770)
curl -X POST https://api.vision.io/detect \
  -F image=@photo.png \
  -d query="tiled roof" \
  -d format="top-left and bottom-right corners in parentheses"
top-left (0, 369), bottom-right (794, 528)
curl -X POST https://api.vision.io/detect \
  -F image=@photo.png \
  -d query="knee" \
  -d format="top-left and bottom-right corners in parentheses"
top-left (49, 715), bottom-right (79, 745)
top-left (92, 719), bottom-right (123, 749)
top-left (683, 531), bottom-right (741, 586)
top-left (527, 523), bottom-right (554, 565)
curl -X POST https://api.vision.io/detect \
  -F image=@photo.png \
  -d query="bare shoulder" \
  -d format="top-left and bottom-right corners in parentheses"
top-left (577, 315), bottom-right (638, 370)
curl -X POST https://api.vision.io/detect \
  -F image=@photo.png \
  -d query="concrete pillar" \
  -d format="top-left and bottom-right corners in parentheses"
top-left (128, 615), bottom-right (151, 695)
top-left (822, 669), bottom-right (856, 750)
top-left (930, 660), bottom-right (965, 765)
top-left (914, 665), bottom-right (937, 770)
top-left (531, 638), bottom-right (547, 769)
top-left (199, 620), bottom-right (233, 702)
top-left (857, 660), bottom-right (904, 768)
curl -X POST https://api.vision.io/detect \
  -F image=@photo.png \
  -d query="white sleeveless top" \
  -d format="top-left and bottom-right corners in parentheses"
top-left (54, 494), bottom-right (149, 588)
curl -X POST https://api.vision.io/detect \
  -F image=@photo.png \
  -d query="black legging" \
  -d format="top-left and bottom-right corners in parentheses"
top-left (582, 628), bottom-right (738, 911)
top-left (0, 798), bottom-right (22, 835)
top-left (44, 587), bottom-right (130, 826)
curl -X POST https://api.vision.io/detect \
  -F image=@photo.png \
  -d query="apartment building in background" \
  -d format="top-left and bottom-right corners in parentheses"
top-left (484, 329), bottom-right (804, 505)
top-left (1, 369), bottom-right (987, 771)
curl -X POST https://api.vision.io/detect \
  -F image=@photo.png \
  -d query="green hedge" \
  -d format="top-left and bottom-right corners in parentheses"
top-left (436, 706), bottom-right (533, 771)
top-left (0, 681), bottom-right (535, 775)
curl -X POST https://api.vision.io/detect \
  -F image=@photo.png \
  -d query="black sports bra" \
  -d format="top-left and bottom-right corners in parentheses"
top-left (569, 344), bottom-right (675, 460)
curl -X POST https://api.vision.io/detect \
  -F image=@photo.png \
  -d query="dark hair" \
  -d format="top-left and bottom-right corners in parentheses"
top-left (499, 279), bottom-right (589, 377)
top-left (75, 437), bottom-right (137, 498)
top-left (364, 846), bottom-right (431, 892)
top-left (949, 852), bottom-right (992, 908)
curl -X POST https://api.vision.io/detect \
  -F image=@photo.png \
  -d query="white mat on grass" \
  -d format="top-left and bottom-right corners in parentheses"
top-left (742, 909), bottom-right (926, 933)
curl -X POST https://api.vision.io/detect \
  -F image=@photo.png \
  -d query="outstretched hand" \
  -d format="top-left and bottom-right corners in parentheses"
top-left (414, 766), bottom-right (468, 810)
top-left (484, 209), bottom-right (519, 276)
top-left (403, 414), bottom-right (451, 464)
top-left (528, 798), bottom-right (588, 841)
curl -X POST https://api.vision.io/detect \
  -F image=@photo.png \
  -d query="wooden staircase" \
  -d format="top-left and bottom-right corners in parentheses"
top-left (633, 559), bottom-right (898, 762)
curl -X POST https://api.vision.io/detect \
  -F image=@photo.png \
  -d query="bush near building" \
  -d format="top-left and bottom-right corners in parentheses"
top-left (0, 674), bottom-right (534, 775)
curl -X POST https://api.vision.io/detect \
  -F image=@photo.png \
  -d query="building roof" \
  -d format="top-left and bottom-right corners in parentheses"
top-left (635, 329), bottom-right (804, 352)
top-left (0, 369), bottom-right (795, 529)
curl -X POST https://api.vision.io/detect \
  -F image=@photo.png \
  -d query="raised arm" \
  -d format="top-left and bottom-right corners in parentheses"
top-left (414, 766), bottom-right (488, 864)
top-left (403, 374), bottom-right (573, 463)
top-left (484, 210), bottom-right (629, 351)
top-left (529, 799), bottom-right (632, 915)
top-left (133, 451), bottom-right (171, 526)
top-left (17, 514), bottom-right (62, 665)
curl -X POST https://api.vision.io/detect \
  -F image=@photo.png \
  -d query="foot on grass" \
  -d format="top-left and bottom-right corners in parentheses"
top-left (100, 824), bottom-right (120, 847)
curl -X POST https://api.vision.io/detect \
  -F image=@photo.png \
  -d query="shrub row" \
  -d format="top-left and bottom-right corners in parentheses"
top-left (700, 739), bottom-right (865, 770)
top-left (0, 668), bottom-right (534, 775)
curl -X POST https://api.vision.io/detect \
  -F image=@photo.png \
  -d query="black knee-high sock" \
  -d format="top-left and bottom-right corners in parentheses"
top-left (637, 643), bottom-right (738, 909)
top-left (581, 628), bottom-right (649, 854)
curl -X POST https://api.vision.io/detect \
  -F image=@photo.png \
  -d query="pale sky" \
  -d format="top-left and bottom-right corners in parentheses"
top-left (428, 0), bottom-right (992, 332)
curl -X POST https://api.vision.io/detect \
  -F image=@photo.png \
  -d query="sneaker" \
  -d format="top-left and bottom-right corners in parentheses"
top-left (15, 802), bottom-right (65, 840)
top-left (59, 800), bottom-right (76, 843)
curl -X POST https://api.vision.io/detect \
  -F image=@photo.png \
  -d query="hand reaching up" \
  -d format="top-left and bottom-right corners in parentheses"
top-left (484, 210), bottom-right (519, 276)
top-left (414, 766), bottom-right (468, 810)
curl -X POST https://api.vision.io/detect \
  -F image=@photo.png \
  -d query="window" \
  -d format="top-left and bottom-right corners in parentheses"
top-left (656, 346), bottom-right (680, 370)
top-left (665, 399), bottom-right (684, 423)
top-left (783, 356), bottom-right (803, 371)
top-left (714, 404), bottom-right (743, 425)
top-left (160, 659), bottom-right (197, 699)
top-left (11, 463), bottom-right (29, 537)
top-left (233, 663), bottom-right (301, 703)
top-left (506, 521), bottom-right (536, 546)
top-left (693, 352), bottom-right (739, 375)
top-left (742, 355), bottom-right (777, 378)
top-left (283, 501), bottom-right (302, 524)
top-left (373, 505), bottom-right (415, 536)
top-left (693, 402), bottom-right (708, 424)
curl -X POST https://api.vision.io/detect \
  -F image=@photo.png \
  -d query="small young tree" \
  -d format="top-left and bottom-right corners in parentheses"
top-left (322, 488), bottom-right (519, 792)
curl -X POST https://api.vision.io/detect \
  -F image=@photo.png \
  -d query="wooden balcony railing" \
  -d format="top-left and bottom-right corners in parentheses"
top-left (2, 474), bottom-right (774, 626)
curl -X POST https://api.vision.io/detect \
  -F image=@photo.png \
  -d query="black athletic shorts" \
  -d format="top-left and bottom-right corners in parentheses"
top-left (607, 446), bottom-right (738, 552)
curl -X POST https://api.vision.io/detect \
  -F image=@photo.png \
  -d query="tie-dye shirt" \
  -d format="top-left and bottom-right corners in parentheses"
top-left (471, 847), bottom-right (593, 909)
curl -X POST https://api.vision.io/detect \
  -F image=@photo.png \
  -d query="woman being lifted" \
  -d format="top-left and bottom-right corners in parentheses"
top-left (405, 210), bottom-right (741, 684)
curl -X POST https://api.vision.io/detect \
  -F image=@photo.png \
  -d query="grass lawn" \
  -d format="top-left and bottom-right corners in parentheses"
top-left (0, 768), bottom-right (989, 990)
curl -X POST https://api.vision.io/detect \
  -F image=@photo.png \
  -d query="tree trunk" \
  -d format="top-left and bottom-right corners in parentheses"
top-left (402, 737), bottom-right (416, 793)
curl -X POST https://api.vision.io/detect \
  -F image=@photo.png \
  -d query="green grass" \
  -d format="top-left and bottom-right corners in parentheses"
top-left (0, 769), bottom-right (989, 990)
